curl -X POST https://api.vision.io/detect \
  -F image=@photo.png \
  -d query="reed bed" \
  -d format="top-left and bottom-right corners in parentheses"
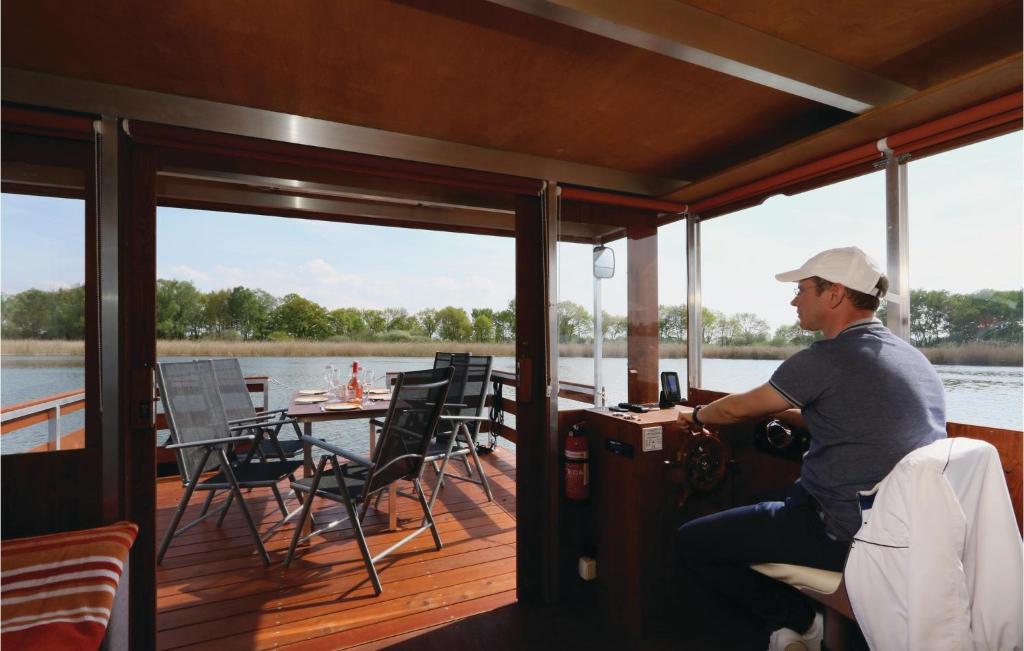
top-left (918, 342), bottom-right (1023, 366)
top-left (2, 339), bottom-right (1021, 366)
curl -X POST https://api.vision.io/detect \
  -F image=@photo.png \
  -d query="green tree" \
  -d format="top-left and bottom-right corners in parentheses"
top-left (659, 304), bottom-right (687, 342)
top-left (381, 307), bottom-right (415, 332)
top-left (227, 286), bottom-right (272, 340)
top-left (202, 289), bottom-right (233, 335)
top-left (733, 312), bottom-right (770, 345)
top-left (51, 285), bottom-right (85, 339)
top-left (711, 313), bottom-right (740, 345)
top-left (771, 321), bottom-right (821, 346)
top-left (415, 308), bottom-right (440, 338)
top-left (701, 307), bottom-right (720, 344)
top-left (330, 307), bottom-right (367, 338)
top-left (493, 300), bottom-right (516, 342)
top-left (436, 306), bottom-right (472, 341)
top-left (156, 279), bottom-right (204, 339)
top-left (1, 289), bottom-right (55, 337)
top-left (557, 301), bottom-right (593, 342)
top-left (270, 294), bottom-right (331, 339)
top-left (604, 313), bottom-right (628, 340)
top-left (910, 289), bottom-right (951, 346)
top-left (472, 313), bottom-right (494, 342)
top-left (361, 309), bottom-right (387, 335)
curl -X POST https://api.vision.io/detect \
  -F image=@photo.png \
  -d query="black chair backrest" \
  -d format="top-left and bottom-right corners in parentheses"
top-left (210, 358), bottom-right (257, 422)
top-left (447, 355), bottom-right (493, 439)
top-left (365, 367), bottom-right (453, 496)
top-left (435, 352), bottom-right (471, 406)
top-left (156, 360), bottom-right (232, 484)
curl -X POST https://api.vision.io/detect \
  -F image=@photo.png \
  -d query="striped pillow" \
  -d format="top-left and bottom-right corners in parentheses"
top-left (1, 521), bottom-right (137, 651)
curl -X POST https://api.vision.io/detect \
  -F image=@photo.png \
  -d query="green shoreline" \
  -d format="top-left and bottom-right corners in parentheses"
top-left (2, 339), bottom-right (1021, 366)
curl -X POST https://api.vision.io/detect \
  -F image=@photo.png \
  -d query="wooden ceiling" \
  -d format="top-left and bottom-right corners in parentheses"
top-left (2, 0), bottom-right (1021, 201)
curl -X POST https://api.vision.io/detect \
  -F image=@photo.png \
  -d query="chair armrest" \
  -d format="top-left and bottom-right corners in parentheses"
top-left (300, 435), bottom-right (372, 468)
top-left (439, 415), bottom-right (490, 422)
top-left (166, 434), bottom-right (255, 450)
top-left (228, 417), bottom-right (298, 432)
top-left (228, 409), bottom-right (286, 424)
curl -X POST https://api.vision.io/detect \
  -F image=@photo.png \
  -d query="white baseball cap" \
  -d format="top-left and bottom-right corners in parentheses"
top-left (775, 247), bottom-right (885, 296)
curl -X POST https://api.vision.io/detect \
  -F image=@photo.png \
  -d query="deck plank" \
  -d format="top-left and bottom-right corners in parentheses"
top-left (157, 447), bottom-right (518, 650)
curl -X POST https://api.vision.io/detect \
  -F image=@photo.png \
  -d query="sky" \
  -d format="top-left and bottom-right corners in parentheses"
top-left (2, 132), bottom-right (1021, 330)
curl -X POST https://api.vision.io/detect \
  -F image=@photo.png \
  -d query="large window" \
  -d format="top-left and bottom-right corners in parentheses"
top-left (1, 194), bottom-right (87, 454)
top-left (557, 204), bottom-right (630, 407)
top-left (657, 220), bottom-right (687, 397)
top-left (699, 171), bottom-right (886, 393)
top-left (906, 132), bottom-right (1023, 429)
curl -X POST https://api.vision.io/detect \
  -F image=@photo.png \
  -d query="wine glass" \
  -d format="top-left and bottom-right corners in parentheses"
top-left (324, 365), bottom-right (336, 394)
top-left (361, 368), bottom-right (375, 406)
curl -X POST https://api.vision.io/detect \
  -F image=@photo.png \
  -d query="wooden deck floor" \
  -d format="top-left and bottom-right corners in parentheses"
top-left (156, 447), bottom-right (518, 650)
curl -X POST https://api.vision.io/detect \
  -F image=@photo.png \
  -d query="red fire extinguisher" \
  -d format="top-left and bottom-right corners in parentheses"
top-left (565, 423), bottom-right (589, 500)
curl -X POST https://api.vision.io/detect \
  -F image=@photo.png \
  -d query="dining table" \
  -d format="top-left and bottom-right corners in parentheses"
top-left (285, 389), bottom-right (399, 531)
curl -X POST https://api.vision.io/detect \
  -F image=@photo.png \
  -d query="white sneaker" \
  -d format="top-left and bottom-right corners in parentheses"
top-left (767, 612), bottom-right (822, 651)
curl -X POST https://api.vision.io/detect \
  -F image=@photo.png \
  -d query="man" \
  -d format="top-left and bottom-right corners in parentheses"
top-left (675, 246), bottom-right (946, 651)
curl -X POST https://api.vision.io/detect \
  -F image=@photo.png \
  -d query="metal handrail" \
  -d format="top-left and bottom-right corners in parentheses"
top-left (1, 376), bottom-right (271, 452)
top-left (1, 390), bottom-right (86, 451)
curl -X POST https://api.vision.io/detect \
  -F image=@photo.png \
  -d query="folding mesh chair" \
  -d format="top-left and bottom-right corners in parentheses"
top-left (284, 366), bottom-right (454, 594)
top-left (424, 354), bottom-right (495, 511)
top-left (210, 358), bottom-right (304, 460)
top-left (156, 360), bottom-right (303, 566)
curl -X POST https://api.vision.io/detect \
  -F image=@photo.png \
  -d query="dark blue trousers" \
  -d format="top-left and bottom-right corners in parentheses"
top-left (675, 482), bottom-right (849, 633)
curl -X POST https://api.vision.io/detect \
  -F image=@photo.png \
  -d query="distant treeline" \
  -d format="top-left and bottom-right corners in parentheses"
top-left (1, 281), bottom-right (1020, 348)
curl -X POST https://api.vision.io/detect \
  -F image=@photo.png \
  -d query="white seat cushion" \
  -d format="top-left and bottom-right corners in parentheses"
top-left (750, 563), bottom-right (843, 595)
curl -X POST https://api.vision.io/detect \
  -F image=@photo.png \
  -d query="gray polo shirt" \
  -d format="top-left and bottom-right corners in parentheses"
top-left (769, 319), bottom-right (947, 541)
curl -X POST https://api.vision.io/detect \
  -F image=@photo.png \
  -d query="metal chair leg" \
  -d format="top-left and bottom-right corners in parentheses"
top-left (270, 483), bottom-right (288, 516)
top-left (285, 456), bottom-right (327, 567)
top-left (427, 430), bottom-right (460, 514)
top-left (462, 425), bottom-right (494, 502)
top-left (414, 478), bottom-right (443, 550)
top-left (198, 489), bottom-right (216, 517)
top-left (217, 492), bottom-right (235, 526)
top-left (157, 447), bottom-right (213, 565)
top-left (343, 490), bottom-right (383, 595)
top-left (219, 449), bottom-right (270, 566)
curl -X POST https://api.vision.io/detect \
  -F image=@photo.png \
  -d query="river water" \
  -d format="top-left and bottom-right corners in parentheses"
top-left (2, 355), bottom-right (1021, 454)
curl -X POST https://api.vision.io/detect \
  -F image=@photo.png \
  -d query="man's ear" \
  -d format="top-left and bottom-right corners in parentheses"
top-left (829, 284), bottom-right (846, 308)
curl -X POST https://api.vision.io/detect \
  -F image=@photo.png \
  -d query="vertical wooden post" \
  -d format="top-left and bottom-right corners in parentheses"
top-left (627, 222), bottom-right (659, 403)
top-left (98, 120), bottom-right (158, 648)
top-left (514, 189), bottom-right (559, 603)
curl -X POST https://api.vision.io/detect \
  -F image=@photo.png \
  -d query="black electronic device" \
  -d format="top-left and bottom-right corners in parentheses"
top-left (608, 405), bottom-right (628, 412)
top-left (618, 402), bottom-right (650, 413)
top-left (660, 371), bottom-right (681, 408)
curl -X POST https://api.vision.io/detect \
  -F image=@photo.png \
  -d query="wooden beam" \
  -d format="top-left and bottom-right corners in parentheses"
top-left (661, 55), bottom-right (1023, 209)
top-left (487, 0), bottom-right (913, 113)
top-left (112, 124), bottom-right (159, 649)
top-left (514, 191), bottom-right (559, 603)
top-left (627, 221), bottom-right (659, 403)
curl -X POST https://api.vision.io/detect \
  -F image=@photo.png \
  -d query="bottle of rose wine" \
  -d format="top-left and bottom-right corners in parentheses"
top-left (348, 360), bottom-right (363, 401)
